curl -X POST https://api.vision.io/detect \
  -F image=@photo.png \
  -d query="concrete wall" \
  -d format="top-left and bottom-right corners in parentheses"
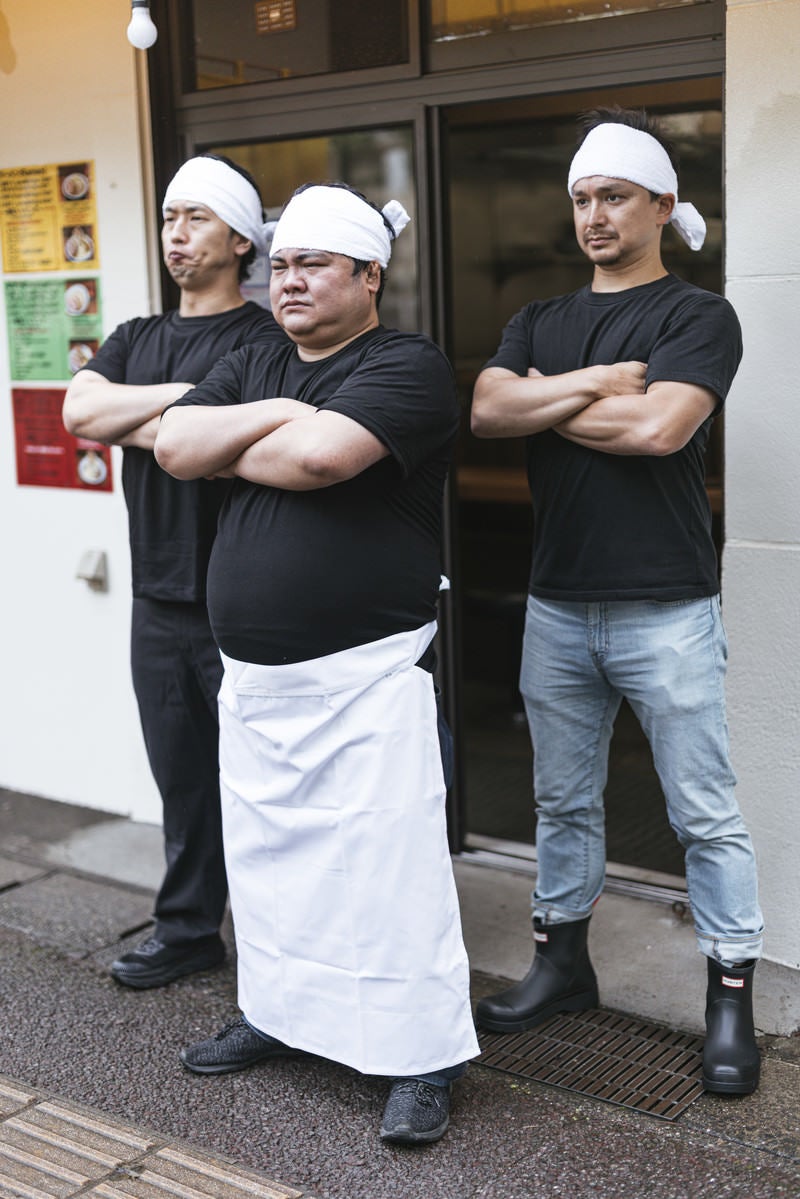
top-left (723, 0), bottom-right (800, 972)
top-left (0, 0), bottom-right (161, 820)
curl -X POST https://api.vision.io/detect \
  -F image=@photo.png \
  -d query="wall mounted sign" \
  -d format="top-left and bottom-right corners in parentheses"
top-left (5, 277), bottom-right (103, 381)
top-left (12, 388), bottom-right (112, 491)
top-left (0, 160), bottom-right (99, 273)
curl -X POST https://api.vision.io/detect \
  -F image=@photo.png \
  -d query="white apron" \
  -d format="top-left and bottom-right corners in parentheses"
top-left (218, 622), bottom-right (479, 1078)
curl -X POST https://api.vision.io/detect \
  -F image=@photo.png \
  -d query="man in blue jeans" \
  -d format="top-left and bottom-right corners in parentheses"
top-left (471, 105), bottom-right (763, 1094)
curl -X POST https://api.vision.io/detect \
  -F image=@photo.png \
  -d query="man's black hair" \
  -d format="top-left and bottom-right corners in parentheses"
top-left (279, 181), bottom-right (394, 306)
top-left (576, 106), bottom-right (680, 200)
top-left (202, 153), bottom-right (264, 282)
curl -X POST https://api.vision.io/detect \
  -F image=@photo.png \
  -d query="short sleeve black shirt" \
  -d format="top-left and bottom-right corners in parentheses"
top-left (83, 303), bottom-right (284, 601)
top-left (170, 327), bottom-right (459, 663)
top-left (484, 274), bottom-right (743, 600)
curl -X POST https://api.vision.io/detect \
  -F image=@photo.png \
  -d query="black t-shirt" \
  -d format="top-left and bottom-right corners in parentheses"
top-left (84, 303), bottom-right (284, 601)
top-left (170, 327), bottom-right (459, 664)
top-left (485, 274), bottom-right (743, 600)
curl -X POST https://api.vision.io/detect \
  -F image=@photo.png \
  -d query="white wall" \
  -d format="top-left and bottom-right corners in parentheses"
top-left (0, 0), bottom-right (161, 820)
top-left (723, 0), bottom-right (800, 971)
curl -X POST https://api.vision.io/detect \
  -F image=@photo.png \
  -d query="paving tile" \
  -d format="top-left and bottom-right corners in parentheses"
top-left (0, 1077), bottom-right (39, 1119)
top-left (93, 1146), bottom-right (304, 1199)
top-left (0, 1090), bottom-right (306, 1199)
top-left (0, 857), bottom-right (46, 890)
top-left (0, 875), bottom-right (153, 955)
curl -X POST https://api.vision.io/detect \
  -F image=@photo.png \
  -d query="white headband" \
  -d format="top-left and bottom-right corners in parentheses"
top-left (567, 124), bottom-right (706, 251)
top-left (270, 185), bottom-right (410, 268)
top-left (162, 157), bottom-right (270, 257)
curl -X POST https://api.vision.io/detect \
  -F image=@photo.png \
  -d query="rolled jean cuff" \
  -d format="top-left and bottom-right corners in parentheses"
top-left (696, 930), bottom-right (764, 966)
top-left (532, 898), bottom-right (595, 925)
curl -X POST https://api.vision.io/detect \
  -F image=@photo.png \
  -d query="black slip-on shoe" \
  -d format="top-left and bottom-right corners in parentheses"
top-left (380, 1079), bottom-right (451, 1145)
top-left (110, 934), bottom-right (225, 990)
top-left (180, 1017), bottom-right (303, 1075)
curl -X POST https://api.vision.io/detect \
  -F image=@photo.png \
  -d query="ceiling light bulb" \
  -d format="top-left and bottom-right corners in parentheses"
top-left (127, 1), bottom-right (158, 50)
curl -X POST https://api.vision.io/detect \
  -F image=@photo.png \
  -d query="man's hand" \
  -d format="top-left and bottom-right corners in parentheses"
top-left (591, 361), bottom-right (647, 397)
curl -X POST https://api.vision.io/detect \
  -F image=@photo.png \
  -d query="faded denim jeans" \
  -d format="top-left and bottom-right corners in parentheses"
top-left (520, 595), bottom-right (763, 966)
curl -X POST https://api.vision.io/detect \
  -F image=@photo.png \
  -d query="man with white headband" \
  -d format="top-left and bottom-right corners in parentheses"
top-left (472, 106), bottom-right (763, 1095)
top-left (63, 155), bottom-right (284, 989)
top-left (155, 182), bottom-right (478, 1145)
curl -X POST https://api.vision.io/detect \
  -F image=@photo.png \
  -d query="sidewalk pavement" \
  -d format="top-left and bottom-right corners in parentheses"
top-left (0, 787), bottom-right (798, 1199)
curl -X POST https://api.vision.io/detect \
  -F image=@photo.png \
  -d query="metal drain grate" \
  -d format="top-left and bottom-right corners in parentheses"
top-left (477, 1008), bottom-right (705, 1120)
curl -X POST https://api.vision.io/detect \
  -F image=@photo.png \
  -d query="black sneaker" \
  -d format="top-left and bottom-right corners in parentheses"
top-left (380, 1079), bottom-right (451, 1145)
top-left (180, 1017), bottom-right (303, 1075)
top-left (110, 934), bottom-right (225, 990)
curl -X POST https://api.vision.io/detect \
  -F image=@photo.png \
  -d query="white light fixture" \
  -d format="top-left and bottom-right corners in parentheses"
top-left (127, 0), bottom-right (158, 49)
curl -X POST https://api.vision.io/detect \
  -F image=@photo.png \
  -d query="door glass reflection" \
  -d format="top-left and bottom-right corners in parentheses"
top-left (209, 127), bottom-right (419, 333)
top-left (186, 0), bottom-right (409, 91)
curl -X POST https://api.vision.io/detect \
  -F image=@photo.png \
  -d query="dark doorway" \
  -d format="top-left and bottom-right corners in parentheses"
top-left (443, 82), bottom-right (725, 881)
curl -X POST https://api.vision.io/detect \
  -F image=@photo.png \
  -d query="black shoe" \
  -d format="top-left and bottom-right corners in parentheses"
top-left (110, 934), bottom-right (225, 990)
top-left (180, 1017), bottom-right (303, 1075)
top-left (380, 1079), bottom-right (451, 1145)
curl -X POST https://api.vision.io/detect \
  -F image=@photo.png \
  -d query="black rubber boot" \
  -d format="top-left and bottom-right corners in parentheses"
top-left (702, 957), bottom-right (760, 1095)
top-left (476, 916), bottom-right (598, 1033)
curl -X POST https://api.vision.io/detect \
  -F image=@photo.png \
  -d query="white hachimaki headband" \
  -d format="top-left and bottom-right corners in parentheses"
top-left (270, 185), bottom-right (410, 268)
top-left (567, 123), bottom-right (706, 251)
top-left (162, 157), bottom-right (272, 257)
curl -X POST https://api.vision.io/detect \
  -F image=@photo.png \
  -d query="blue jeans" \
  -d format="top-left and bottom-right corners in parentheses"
top-left (520, 595), bottom-right (763, 966)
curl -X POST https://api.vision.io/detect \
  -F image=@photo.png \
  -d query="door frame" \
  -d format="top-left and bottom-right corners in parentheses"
top-left (143, 3), bottom-right (726, 866)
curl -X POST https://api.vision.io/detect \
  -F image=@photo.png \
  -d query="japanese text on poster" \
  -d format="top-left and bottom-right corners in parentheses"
top-left (5, 277), bottom-right (103, 381)
top-left (12, 389), bottom-right (112, 491)
top-left (0, 161), bottom-right (99, 273)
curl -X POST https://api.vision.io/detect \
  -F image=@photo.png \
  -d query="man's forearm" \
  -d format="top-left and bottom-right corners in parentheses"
top-left (116, 415), bottom-right (161, 450)
top-left (62, 373), bottom-right (190, 444)
top-left (232, 409), bottom-right (388, 492)
top-left (155, 397), bottom-right (315, 480)
top-left (555, 381), bottom-right (717, 457)
top-left (471, 367), bottom-right (601, 439)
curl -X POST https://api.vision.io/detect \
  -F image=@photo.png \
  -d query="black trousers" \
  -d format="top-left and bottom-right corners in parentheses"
top-left (131, 597), bottom-right (227, 943)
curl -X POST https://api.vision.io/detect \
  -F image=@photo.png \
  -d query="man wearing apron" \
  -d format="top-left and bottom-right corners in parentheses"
top-left (155, 183), bottom-right (479, 1144)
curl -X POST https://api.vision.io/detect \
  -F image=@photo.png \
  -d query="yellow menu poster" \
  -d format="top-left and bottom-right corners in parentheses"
top-left (0, 160), bottom-right (99, 273)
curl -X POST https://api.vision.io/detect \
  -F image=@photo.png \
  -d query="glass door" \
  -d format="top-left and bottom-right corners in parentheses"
top-left (205, 126), bottom-right (420, 332)
top-left (441, 81), bottom-right (725, 882)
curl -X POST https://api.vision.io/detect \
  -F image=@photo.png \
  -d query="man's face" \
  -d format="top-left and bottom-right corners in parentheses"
top-left (161, 200), bottom-right (249, 289)
top-left (269, 248), bottom-right (379, 355)
top-left (571, 176), bottom-right (673, 269)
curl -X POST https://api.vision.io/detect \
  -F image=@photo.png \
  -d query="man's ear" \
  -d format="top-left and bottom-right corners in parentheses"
top-left (233, 234), bottom-right (253, 257)
top-left (365, 260), bottom-right (382, 291)
top-left (655, 193), bottom-right (676, 225)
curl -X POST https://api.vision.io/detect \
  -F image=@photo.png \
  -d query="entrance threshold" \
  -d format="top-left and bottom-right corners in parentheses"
top-left (461, 833), bottom-right (689, 909)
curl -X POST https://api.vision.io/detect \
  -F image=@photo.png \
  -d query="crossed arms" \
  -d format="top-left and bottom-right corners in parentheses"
top-left (471, 362), bottom-right (716, 456)
top-left (62, 369), bottom-right (194, 451)
top-left (155, 396), bottom-right (389, 491)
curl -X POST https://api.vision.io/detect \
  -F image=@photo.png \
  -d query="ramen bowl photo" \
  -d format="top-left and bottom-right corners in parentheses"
top-left (65, 282), bottom-right (92, 315)
top-left (64, 226), bottom-right (94, 263)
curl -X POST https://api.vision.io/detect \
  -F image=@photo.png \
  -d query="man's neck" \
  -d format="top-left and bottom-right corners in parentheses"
top-left (591, 255), bottom-right (668, 294)
top-left (178, 281), bottom-right (246, 317)
top-left (295, 316), bottom-right (380, 363)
